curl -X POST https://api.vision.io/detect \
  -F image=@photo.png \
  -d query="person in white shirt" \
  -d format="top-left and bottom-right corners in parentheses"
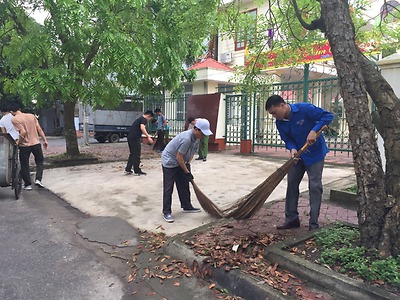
top-left (0, 103), bottom-right (19, 141)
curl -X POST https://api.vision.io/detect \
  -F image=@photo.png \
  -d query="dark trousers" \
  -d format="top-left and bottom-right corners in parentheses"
top-left (125, 139), bottom-right (142, 173)
top-left (19, 144), bottom-right (44, 186)
top-left (153, 129), bottom-right (165, 151)
top-left (162, 166), bottom-right (192, 214)
top-left (285, 159), bottom-right (324, 227)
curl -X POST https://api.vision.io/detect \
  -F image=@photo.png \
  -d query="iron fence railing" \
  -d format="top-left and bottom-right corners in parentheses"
top-left (138, 77), bottom-right (356, 154)
top-left (224, 78), bottom-right (353, 154)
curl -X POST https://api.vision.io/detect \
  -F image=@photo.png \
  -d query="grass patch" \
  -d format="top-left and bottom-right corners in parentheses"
top-left (314, 225), bottom-right (400, 288)
top-left (343, 185), bottom-right (357, 193)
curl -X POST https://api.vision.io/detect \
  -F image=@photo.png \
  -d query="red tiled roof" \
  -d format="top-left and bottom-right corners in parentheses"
top-left (187, 58), bottom-right (233, 71)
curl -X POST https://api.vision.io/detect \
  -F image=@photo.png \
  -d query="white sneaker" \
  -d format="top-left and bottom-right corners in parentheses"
top-left (23, 185), bottom-right (32, 190)
top-left (35, 180), bottom-right (45, 188)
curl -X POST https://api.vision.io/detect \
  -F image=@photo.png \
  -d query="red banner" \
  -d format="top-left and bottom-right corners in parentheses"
top-left (246, 40), bottom-right (379, 70)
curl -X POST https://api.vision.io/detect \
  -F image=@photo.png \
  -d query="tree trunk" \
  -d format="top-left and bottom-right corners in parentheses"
top-left (357, 56), bottom-right (400, 256)
top-left (63, 100), bottom-right (80, 156)
top-left (320, 0), bottom-right (389, 252)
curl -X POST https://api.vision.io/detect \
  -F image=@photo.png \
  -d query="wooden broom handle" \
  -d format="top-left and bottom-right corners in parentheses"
top-left (295, 125), bottom-right (328, 158)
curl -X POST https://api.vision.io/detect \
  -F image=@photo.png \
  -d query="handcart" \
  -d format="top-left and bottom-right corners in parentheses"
top-left (0, 133), bottom-right (22, 199)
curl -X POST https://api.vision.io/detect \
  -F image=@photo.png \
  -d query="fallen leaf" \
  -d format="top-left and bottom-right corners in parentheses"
top-left (208, 283), bottom-right (216, 289)
top-left (373, 279), bottom-right (385, 285)
top-left (173, 281), bottom-right (180, 286)
top-left (127, 273), bottom-right (135, 282)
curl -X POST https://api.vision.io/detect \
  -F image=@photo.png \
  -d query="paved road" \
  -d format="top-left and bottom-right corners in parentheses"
top-left (0, 180), bottom-right (229, 300)
top-left (0, 186), bottom-right (135, 300)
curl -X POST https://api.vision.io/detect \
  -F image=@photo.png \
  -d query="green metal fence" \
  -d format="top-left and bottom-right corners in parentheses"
top-left (225, 94), bottom-right (251, 144)
top-left (142, 95), bottom-right (188, 137)
top-left (138, 77), bottom-right (353, 154)
top-left (224, 77), bottom-right (353, 154)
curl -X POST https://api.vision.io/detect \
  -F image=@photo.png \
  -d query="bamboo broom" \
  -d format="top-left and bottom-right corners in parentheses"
top-left (191, 125), bottom-right (328, 220)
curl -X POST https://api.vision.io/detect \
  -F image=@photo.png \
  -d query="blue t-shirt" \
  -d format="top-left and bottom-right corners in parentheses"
top-left (157, 114), bottom-right (166, 130)
top-left (275, 103), bottom-right (333, 166)
top-left (162, 129), bottom-right (198, 168)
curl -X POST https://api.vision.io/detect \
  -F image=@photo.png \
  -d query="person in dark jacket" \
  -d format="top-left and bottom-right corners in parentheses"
top-left (265, 95), bottom-right (333, 231)
top-left (124, 110), bottom-right (154, 176)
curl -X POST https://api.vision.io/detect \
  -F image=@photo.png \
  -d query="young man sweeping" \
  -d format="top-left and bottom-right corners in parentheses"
top-left (266, 95), bottom-right (333, 231)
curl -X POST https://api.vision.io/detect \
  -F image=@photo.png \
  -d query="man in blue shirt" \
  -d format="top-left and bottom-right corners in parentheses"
top-left (161, 118), bottom-right (213, 223)
top-left (266, 95), bottom-right (333, 231)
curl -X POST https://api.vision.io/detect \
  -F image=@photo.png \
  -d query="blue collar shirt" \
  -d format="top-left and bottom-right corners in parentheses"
top-left (275, 103), bottom-right (334, 166)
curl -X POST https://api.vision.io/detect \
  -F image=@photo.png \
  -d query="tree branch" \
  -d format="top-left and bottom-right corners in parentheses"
top-left (291, 0), bottom-right (325, 32)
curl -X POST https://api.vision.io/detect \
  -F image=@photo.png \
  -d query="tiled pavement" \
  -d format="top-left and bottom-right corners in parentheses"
top-left (200, 198), bottom-right (359, 244)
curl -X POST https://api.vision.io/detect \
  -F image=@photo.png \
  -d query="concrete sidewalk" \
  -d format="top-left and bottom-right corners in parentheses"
top-left (43, 152), bottom-right (356, 237)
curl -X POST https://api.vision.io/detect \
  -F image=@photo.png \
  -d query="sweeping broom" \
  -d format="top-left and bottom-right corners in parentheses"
top-left (191, 125), bottom-right (328, 220)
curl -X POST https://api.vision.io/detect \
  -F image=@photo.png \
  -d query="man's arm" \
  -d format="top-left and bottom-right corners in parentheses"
top-left (35, 119), bottom-right (48, 149)
top-left (140, 124), bottom-right (153, 144)
top-left (11, 119), bottom-right (26, 145)
top-left (306, 105), bottom-right (334, 145)
top-left (0, 127), bottom-right (6, 134)
top-left (176, 152), bottom-right (190, 173)
top-left (162, 116), bottom-right (168, 130)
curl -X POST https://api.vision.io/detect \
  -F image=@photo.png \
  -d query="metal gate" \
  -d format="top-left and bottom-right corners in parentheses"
top-left (225, 78), bottom-right (353, 154)
top-left (225, 94), bottom-right (251, 144)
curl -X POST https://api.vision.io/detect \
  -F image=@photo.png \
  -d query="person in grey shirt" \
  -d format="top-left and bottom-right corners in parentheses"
top-left (161, 118), bottom-right (213, 223)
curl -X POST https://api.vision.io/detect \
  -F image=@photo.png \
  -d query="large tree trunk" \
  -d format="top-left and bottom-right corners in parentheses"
top-left (63, 100), bottom-right (80, 156)
top-left (320, 0), bottom-right (391, 253)
top-left (357, 56), bottom-right (400, 256)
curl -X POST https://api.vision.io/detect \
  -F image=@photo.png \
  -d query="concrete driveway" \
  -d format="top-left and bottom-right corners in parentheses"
top-left (43, 153), bottom-right (355, 236)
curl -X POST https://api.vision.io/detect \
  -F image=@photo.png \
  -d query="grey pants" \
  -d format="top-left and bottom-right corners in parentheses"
top-left (285, 159), bottom-right (324, 227)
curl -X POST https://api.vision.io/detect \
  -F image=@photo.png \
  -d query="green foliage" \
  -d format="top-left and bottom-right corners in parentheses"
top-left (314, 225), bottom-right (400, 287)
top-left (1, 0), bottom-right (219, 108)
top-left (343, 185), bottom-right (358, 193)
top-left (223, 0), bottom-right (400, 90)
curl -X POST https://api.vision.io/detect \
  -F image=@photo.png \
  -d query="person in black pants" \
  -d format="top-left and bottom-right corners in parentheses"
top-left (161, 118), bottom-right (213, 223)
top-left (9, 102), bottom-right (48, 190)
top-left (124, 110), bottom-right (154, 176)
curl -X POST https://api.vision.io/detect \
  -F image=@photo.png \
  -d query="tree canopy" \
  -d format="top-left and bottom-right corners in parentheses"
top-left (1, 0), bottom-right (219, 155)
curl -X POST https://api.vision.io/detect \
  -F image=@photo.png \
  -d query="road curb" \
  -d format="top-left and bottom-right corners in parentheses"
top-left (164, 233), bottom-right (291, 300)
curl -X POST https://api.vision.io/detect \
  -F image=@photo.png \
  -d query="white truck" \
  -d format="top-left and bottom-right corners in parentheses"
top-left (79, 101), bottom-right (142, 143)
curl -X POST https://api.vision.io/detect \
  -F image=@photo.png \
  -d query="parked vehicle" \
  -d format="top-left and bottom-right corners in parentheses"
top-left (79, 101), bottom-right (142, 143)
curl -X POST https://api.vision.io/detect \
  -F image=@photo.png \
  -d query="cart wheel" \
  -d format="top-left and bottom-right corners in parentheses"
top-left (13, 166), bottom-right (22, 200)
